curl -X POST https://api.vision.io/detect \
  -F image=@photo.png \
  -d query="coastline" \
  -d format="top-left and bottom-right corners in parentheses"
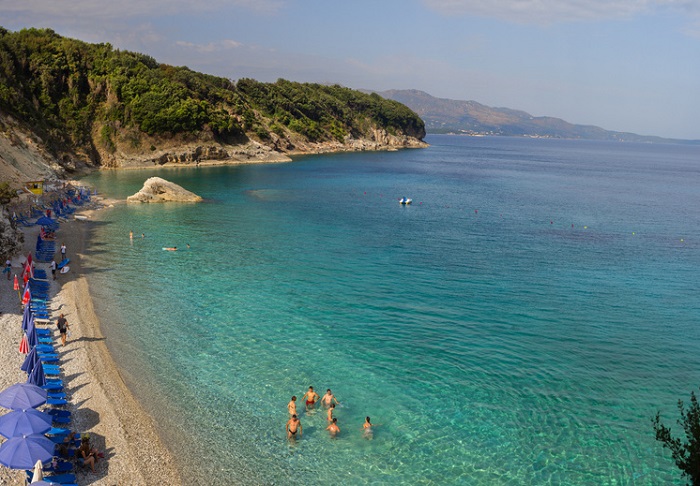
top-left (0, 200), bottom-right (181, 484)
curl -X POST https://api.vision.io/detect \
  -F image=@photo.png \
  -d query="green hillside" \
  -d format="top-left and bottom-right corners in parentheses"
top-left (0, 27), bottom-right (425, 168)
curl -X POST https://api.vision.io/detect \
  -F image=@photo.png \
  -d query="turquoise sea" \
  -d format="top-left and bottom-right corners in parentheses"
top-left (81, 135), bottom-right (700, 484)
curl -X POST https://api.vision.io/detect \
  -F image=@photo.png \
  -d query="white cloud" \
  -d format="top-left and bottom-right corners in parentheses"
top-left (422, 0), bottom-right (696, 24)
top-left (175, 39), bottom-right (243, 53)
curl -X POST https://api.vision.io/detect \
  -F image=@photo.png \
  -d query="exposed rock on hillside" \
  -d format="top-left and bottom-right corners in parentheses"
top-left (0, 208), bottom-right (23, 259)
top-left (126, 177), bottom-right (203, 203)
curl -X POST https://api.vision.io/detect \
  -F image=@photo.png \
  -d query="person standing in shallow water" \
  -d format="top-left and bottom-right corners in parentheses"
top-left (302, 386), bottom-right (319, 410)
top-left (326, 417), bottom-right (340, 437)
top-left (286, 414), bottom-right (302, 439)
top-left (321, 389), bottom-right (340, 408)
top-left (288, 396), bottom-right (297, 416)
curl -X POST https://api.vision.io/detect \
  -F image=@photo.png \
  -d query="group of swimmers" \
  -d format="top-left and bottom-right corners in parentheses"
top-left (285, 386), bottom-right (377, 440)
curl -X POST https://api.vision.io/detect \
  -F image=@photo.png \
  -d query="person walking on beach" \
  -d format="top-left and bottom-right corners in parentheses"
top-left (56, 314), bottom-right (69, 347)
top-left (288, 396), bottom-right (297, 416)
top-left (302, 386), bottom-right (319, 410)
top-left (321, 389), bottom-right (340, 408)
top-left (4, 259), bottom-right (10, 280)
top-left (60, 243), bottom-right (67, 260)
top-left (286, 414), bottom-right (302, 439)
top-left (326, 418), bottom-right (340, 437)
top-left (50, 260), bottom-right (57, 280)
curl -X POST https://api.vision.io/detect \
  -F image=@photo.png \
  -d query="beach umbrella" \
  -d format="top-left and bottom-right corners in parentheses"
top-left (19, 334), bottom-right (29, 355)
top-left (27, 362), bottom-right (46, 388)
top-left (27, 319), bottom-right (38, 348)
top-left (31, 459), bottom-right (44, 483)
top-left (35, 216), bottom-right (56, 227)
top-left (0, 434), bottom-right (55, 469)
top-left (21, 303), bottom-right (31, 332)
top-left (21, 346), bottom-right (39, 375)
top-left (0, 408), bottom-right (52, 439)
top-left (0, 384), bottom-right (47, 410)
top-left (22, 284), bottom-right (31, 306)
top-left (23, 260), bottom-right (33, 280)
top-left (13, 275), bottom-right (20, 300)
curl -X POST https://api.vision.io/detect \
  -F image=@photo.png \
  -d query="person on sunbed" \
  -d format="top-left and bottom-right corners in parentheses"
top-left (78, 437), bottom-right (98, 472)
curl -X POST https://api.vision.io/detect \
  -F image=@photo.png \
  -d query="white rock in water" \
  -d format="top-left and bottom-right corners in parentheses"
top-left (126, 177), bottom-right (203, 203)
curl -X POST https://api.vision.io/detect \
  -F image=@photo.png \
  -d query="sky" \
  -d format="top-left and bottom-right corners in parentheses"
top-left (1, 0), bottom-right (700, 139)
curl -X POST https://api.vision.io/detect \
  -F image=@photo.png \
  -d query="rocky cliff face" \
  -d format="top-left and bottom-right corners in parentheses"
top-left (0, 208), bottom-right (24, 260)
top-left (126, 177), bottom-right (203, 203)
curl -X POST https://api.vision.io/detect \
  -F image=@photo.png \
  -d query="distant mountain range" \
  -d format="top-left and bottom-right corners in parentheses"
top-left (376, 89), bottom-right (696, 144)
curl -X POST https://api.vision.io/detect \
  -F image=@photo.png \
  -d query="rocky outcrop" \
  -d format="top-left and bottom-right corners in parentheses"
top-left (126, 177), bottom-right (203, 203)
top-left (0, 208), bottom-right (24, 259)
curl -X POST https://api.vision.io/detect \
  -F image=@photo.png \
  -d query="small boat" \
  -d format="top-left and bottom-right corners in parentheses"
top-left (399, 197), bottom-right (412, 205)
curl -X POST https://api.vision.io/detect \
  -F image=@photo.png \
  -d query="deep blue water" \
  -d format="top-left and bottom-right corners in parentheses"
top-left (81, 135), bottom-right (700, 484)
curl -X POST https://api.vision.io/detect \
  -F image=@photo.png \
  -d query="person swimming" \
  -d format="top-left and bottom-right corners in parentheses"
top-left (163, 247), bottom-right (177, 251)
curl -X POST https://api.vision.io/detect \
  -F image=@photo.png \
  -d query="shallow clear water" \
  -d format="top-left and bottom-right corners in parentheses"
top-left (81, 136), bottom-right (700, 484)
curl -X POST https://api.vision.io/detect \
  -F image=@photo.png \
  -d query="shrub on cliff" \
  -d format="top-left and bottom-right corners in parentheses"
top-left (653, 389), bottom-right (700, 484)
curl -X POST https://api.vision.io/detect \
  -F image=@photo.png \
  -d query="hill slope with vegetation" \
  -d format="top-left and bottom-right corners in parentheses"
top-left (0, 27), bottom-right (425, 181)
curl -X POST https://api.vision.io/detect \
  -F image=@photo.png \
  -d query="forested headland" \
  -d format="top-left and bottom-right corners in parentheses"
top-left (0, 27), bottom-right (425, 178)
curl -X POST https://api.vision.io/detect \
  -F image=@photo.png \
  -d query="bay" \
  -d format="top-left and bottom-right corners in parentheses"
top-left (81, 135), bottom-right (700, 484)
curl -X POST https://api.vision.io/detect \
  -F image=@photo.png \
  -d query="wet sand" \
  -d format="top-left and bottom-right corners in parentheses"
top-left (0, 199), bottom-right (181, 485)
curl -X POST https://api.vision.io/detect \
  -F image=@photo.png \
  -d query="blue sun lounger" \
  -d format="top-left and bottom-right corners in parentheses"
top-left (35, 473), bottom-right (76, 484)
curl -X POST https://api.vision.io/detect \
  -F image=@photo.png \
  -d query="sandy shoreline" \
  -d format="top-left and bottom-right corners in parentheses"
top-left (0, 199), bottom-right (181, 485)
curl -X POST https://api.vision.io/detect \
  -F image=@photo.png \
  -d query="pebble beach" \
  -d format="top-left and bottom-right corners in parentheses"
top-left (0, 196), bottom-right (181, 485)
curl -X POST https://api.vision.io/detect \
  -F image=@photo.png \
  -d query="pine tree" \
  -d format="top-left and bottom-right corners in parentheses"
top-left (653, 390), bottom-right (700, 484)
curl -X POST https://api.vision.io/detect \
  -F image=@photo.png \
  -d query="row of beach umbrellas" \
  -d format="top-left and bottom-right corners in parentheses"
top-left (0, 271), bottom-right (64, 483)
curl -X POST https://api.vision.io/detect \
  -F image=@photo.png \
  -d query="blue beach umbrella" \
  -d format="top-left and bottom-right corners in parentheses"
top-left (35, 216), bottom-right (56, 227)
top-left (27, 319), bottom-right (38, 349)
top-left (27, 362), bottom-right (46, 388)
top-left (0, 408), bottom-right (52, 439)
top-left (0, 434), bottom-right (55, 469)
top-left (20, 346), bottom-right (39, 375)
top-left (21, 304), bottom-right (31, 333)
top-left (0, 384), bottom-right (47, 410)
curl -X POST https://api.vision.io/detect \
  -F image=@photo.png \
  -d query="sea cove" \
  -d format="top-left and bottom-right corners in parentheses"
top-left (81, 135), bottom-right (700, 484)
